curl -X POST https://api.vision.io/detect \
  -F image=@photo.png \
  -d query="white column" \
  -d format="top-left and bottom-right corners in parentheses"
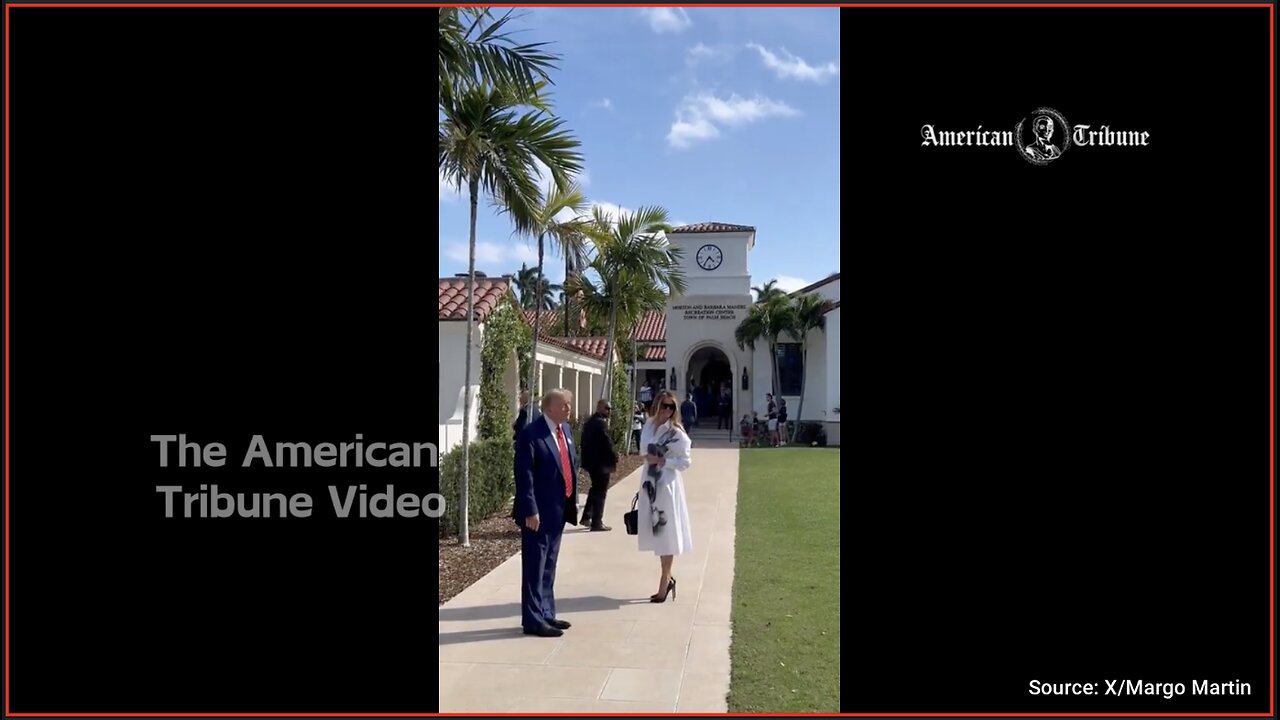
top-left (588, 372), bottom-right (594, 407)
top-left (570, 369), bottom-right (581, 419)
top-left (557, 364), bottom-right (564, 392)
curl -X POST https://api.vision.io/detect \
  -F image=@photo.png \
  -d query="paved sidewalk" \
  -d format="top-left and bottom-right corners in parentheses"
top-left (438, 448), bottom-right (740, 713)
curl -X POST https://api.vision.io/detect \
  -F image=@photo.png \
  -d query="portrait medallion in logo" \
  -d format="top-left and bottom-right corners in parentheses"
top-left (1015, 107), bottom-right (1072, 166)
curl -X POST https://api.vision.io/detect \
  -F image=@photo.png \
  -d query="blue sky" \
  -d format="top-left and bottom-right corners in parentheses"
top-left (439, 7), bottom-right (841, 293)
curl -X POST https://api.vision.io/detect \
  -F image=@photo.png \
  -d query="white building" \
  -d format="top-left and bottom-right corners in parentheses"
top-left (630, 223), bottom-right (841, 445)
top-left (437, 275), bottom-right (611, 453)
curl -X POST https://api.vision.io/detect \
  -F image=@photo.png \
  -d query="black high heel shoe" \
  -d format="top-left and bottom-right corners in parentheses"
top-left (649, 576), bottom-right (675, 600)
top-left (650, 577), bottom-right (677, 603)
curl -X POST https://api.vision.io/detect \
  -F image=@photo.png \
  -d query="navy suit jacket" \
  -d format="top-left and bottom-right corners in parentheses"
top-left (513, 418), bottom-right (580, 528)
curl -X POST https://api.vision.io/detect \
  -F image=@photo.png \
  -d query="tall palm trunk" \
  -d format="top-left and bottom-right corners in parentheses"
top-left (792, 340), bottom-right (807, 443)
top-left (563, 257), bottom-right (573, 336)
top-left (769, 339), bottom-right (782, 399)
top-left (527, 233), bottom-right (544, 419)
top-left (601, 296), bottom-right (618, 401)
top-left (460, 175), bottom-right (480, 548)
top-left (629, 340), bottom-right (638, 453)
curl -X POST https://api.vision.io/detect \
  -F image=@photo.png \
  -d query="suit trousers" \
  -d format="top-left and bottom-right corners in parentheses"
top-left (520, 521), bottom-right (564, 629)
top-left (581, 469), bottom-right (610, 528)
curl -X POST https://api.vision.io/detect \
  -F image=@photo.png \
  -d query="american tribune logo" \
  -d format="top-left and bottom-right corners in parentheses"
top-left (920, 107), bottom-right (1150, 165)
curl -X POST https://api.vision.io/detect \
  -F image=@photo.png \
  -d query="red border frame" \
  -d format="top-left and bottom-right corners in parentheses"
top-left (3, 2), bottom-right (1274, 717)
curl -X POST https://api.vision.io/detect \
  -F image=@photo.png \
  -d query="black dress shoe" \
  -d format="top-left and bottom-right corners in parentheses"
top-left (547, 619), bottom-right (572, 629)
top-left (590, 525), bottom-right (612, 532)
top-left (522, 624), bottom-right (564, 637)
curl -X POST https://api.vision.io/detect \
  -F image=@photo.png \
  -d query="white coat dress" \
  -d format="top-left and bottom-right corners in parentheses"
top-left (637, 420), bottom-right (694, 557)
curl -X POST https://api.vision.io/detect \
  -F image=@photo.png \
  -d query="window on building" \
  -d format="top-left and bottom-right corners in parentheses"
top-left (775, 343), bottom-right (803, 396)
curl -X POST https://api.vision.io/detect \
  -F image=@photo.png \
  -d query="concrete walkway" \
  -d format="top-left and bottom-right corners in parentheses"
top-left (438, 447), bottom-right (740, 713)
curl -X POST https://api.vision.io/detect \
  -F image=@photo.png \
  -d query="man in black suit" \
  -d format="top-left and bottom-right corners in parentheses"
top-left (513, 389), bottom-right (580, 637)
top-left (578, 399), bottom-right (618, 532)
top-left (512, 389), bottom-right (532, 443)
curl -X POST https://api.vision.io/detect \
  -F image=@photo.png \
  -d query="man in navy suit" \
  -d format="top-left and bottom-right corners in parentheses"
top-left (513, 388), bottom-right (580, 637)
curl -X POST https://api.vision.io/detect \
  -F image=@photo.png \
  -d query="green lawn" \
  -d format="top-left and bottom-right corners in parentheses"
top-left (729, 447), bottom-right (841, 713)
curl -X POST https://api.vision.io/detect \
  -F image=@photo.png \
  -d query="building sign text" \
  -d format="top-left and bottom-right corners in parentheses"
top-left (672, 303), bottom-right (748, 321)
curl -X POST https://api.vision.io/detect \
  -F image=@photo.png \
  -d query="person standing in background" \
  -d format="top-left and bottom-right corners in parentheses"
top-left (513, 389), bottom-right (532, 442)
top-left (578, 399), bottom-right (618, 532)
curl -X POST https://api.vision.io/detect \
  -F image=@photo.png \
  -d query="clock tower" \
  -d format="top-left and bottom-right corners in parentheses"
top-left (667, 222), bottom-right (754, 296)
top-left (662, 222), bottom-right (756, 433)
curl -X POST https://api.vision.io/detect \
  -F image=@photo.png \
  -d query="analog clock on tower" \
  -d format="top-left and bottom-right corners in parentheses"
top-left (696, 244), bottom-right (723, 271)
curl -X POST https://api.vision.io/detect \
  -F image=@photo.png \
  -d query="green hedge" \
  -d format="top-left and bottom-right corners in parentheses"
top-left (478, 298), bottom-right (529, 441)
top-left (438, 437), bottom-right (515, 536)
top-left (608, 360), bottom-right (630, 454)
top-left (794, 421), bottom-right (828, 446)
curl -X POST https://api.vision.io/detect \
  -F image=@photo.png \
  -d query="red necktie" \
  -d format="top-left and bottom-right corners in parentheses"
top-left (555, 425), bottom-right (574, 498)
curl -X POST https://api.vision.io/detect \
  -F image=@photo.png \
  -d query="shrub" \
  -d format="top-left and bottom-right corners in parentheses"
top-left (795, 421), bottom-right (827, 447)
top-left (478, 298), bottom-right (528, 441)
top-left (608, 359), bottom-right (630, 454)
top-left (438, 437), bottom-right (515, 536)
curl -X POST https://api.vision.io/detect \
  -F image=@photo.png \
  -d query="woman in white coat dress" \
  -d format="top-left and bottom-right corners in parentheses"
top-left (637, 389), bottom-right (693, 603)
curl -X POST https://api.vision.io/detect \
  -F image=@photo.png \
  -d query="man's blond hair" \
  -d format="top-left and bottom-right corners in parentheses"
top-left (541, 388), bottom-right (574, 411)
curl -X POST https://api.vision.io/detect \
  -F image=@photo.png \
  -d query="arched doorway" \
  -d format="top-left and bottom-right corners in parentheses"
top-left (686, 345), bottom-right (733, 426)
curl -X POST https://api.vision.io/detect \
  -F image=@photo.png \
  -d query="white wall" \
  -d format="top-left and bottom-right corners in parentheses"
top-left (825, 306), bottom-right (840, 425)
top-left (798, 328), bottom-right (827, 421)
top-left (745, 294), bottom-right (838, 422)
top-left (665, 292), bottom-right (752, 420)
top-left (668, 232), bottom-right (753, 296)
top-left (439, 384), bottom-right (480, 455)
top-left (811, 276), bottom-right (840, 303)
top-left (439, 321), bottom-right (485, 425)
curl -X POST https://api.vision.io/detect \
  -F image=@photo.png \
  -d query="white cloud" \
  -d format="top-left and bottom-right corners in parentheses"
top-left (531, 158), bottom-right (591, 200)
top-left (686, 42), bottom-right (722, 66)
top-left (641, 8), bottom-right (691, 34)
top-left (668, 114), bottom-right (720, 149)
top-left (444, 241), bottom-right (537, 267)
top-left (593, 97), bottom-right (613, 111)
top-left (667, 92), bottom-right (800, 149)
top-left (590, 201), bottom-right (632, 225)
top-left (772, 275), bottom-right (811, 293)
top-left (747, 43), bottom-right (839, 83)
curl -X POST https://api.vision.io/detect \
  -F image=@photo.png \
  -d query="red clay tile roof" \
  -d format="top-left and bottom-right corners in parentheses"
top-left (668, 222), bottom-right (756, 234)
top-left (438, 276), bottom-right (512, 322)
top-left (789, 273), bottom-right (841, 297)
top-left (538, 335), bottom-right (610, 360)
top-left (643, 345), bottom-right (667, 361)
top-left (522, 308), bottom-right (586, 333)
top-left (630, 310), bottom-right (666, 342)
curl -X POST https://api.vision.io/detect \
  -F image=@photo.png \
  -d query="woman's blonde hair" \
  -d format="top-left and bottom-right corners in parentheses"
top-left (647, 389), bottom-right (684, 430)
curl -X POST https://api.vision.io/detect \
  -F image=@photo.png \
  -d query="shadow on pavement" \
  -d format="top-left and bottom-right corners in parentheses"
top-left (438, 594), bottom-right (632, 625)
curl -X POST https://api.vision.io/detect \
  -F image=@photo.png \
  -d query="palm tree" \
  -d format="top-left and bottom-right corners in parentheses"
top-left (562, 242), bottom-right (590, 336)
top-left (439, 81), bottom-right (583, 547)
top-left (752, 279), bottom-right (787, 304)
top-left (512, 263), bottom-right (562, 310)
top-left (512, 263), bottom-right (539, 308)
top-left (533, 280), bottom-right (562, 310)
top-left (579, 206), bottom-right (686, 400)
top-left (438, 8), bottom-right (559, 108)
top-left (568, 256), bottom-right (668, 446)
top-left (502, 183), bottom-right (591, 412)
top-left (735, 293), bottom-right (792, 404)
top-left (784, 293), bottom-right (834, 442)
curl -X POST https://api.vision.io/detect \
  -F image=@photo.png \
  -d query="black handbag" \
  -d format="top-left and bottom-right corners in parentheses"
top-left (623, 493), bottom-right (639, 535)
